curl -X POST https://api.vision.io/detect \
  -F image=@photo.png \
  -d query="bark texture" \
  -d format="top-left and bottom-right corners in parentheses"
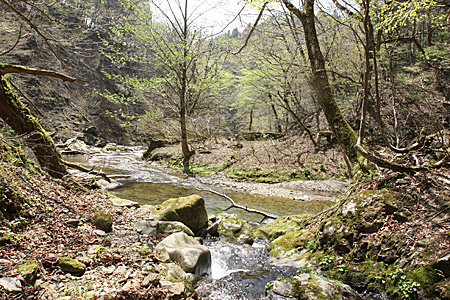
top-left (281, 0), bottom-right (358, 162)
top-left (0, 76), bottom-right (68, 178)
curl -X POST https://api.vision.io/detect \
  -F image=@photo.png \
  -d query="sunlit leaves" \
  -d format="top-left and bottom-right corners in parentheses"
top-left (376, 0), bottom-right (446, 34)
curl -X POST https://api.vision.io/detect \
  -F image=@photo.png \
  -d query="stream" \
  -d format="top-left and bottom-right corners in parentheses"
top-left (64, 146), bottom-right (382, 300)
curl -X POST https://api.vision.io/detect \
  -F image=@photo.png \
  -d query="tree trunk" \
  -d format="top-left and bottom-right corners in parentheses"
top-left (282, 0), bottom-right (358, 162)
top-left (0, 76), bottom-right (68, 178)
top-left (180, 0), bottom-right (191, 172)
top-left (270, 102), bottom-right (282, 133)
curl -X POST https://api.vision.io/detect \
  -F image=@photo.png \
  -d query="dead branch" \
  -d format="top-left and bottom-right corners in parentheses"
top-left (232, 2), bottom-right (268, 55)
top-left (0, 64), bottom-right (76, 82)
top-left (63, 160), bottom-right (112, 183)
top-left (198, 188), bottom-right (278, 220)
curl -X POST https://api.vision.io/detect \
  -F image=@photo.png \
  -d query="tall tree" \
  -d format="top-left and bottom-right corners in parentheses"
top-left (104, 0), bottom-right (225, 170)
top-left (277, 0), bottom-right (359, 165)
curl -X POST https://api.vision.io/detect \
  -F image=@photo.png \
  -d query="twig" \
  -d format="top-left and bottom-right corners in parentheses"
top-left (198, 188), bottom-right (278, 221)
top-left (429, 206), bottom-right (450, 221)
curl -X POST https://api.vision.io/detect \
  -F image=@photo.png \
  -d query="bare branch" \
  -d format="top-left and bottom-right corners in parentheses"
top-left (0, 64), bottom-right (76, 82)
top-left (198, 188), bottom-right (278, 221)
top-left (0, 0), bottom-right (63, 62)
top-left (232, 2), bottom-right (268, 55)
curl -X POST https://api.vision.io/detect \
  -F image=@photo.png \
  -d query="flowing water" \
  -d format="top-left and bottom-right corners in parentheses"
top-left (64, 146), bottom-right (384, 300)
top-left (64, 146), bottom-right (333, 221)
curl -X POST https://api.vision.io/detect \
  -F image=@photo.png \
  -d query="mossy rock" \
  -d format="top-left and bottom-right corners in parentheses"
top-left (254, 214), bottom-right (309, 241)
top-left (57, 257), bottom-right (86, 276)
top-left (153, 195), bottom-right (208, 235)
top-left (217, 213), bottom-right (253, 244)
top-left (410, 265), bottom-right (445, 294)
top-left (267, 273), bottom-right (362, 300)
top-left (17, 260), bottom-right (39, 285)
top-left (319, 190), bottom-right (410, 254)
top-left (268, 228), bottom-right (318, 258)
top-left (92, 210), bottom-right (112, 232)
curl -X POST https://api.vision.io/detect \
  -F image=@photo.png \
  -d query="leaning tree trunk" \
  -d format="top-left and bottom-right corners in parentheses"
top-left (282, 0), bottom-right (358, 162)
top-left (0, 74), bottom-right (68, 178)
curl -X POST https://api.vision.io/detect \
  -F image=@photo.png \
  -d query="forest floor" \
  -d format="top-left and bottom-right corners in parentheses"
top-left (0, 142), bottom-right (198, 299)
top-left (149, 133), bottom-right (349, 182)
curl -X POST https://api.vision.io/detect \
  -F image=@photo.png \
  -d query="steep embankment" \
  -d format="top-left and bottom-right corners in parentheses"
top-left (258, 171), bottom-right (450, 300)
top-left (0, 136), bottom-right (197, 299)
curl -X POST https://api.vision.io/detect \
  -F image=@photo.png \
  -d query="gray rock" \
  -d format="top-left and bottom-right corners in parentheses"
top-left (135, 220), bottom-right (194, 236)
top-left (152, 195), bottom-right (208, 234)
top-left (141, 273), bottom-right (159, 287)
top-left (266, 273), bottom-right (362, 300)
top-left (0, 277), bottom-right (22, 292)
top-left (160, 280), bottom-right (185, 296)
top-left (165, 263), bottom-right (187, 281)
top-left (155, 232), bottom-right (211, 275)
top-left (110, 198), bottom-right (140, 208)
top-left (95, 179), bottom-right (120, 190)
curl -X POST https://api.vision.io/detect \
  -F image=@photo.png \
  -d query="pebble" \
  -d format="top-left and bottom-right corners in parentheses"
top-left (94, 229), bottom-right (107, 236)
top-left (121, 281), bottom-right (132, 291)
top-left (102, 265), bottom-right (116, 275)
top-left (0, 277), bottom-right (22, 292)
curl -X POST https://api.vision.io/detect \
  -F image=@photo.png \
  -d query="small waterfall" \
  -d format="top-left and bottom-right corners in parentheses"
top-left (196, 238), bottom-right (297, 300)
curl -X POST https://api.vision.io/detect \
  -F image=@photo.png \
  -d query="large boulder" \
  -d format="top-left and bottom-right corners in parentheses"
top-left (153, 195), bottom-right (208, 235)
top-left (319, 190), bottom-right (407, 255)
top-left (155, 232), bottom-right (211, 275)
top-left (266, 273), bottom-right (362, 300)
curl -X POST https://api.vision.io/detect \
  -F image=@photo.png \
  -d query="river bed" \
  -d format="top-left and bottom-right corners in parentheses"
top-left (63, 146), bottom-right (384, 300)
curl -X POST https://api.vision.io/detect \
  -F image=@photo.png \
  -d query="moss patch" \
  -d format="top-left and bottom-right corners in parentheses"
top-left (17, 259), bottom-right (39, 285)
top-left (92, 210), bottom-right (113, 232)
top-left (57, 257), bottom-right (86, 276)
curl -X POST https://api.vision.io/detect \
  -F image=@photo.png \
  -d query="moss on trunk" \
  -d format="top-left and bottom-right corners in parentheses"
top-left (0, 76), bottom-right (67, 178)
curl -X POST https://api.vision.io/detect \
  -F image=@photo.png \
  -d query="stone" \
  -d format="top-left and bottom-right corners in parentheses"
top-left (17, 260), bottom-right (39, 285)
top-left (206, 222), bottom-right (219, 236)
top-left (95, 179), bottom-right (120, 190)
top-left (266, 273), bottom-right (362, 300)
top-left (135, 220), bottom-right (194, 236)
top-left (110, 198), bottom-right (140, 208)
top-left (57, 257), bottom-right (86, 276)
top-left (0, 277), bottom-right (22, 292)
top-left (121, 281), bottom-right (132, 291)
top-left (165, 263), bottom-right (187, 281)
top-left (155, 232), bottom-right (211, 275)
top-left (141, 273), bottom-right (159, 287)
top-left (152, 195), bottom-right (208, 234)
top-left (94, 229), bottom-right (107, 236)
top-left (92, 210), bottom-right (113, 232)
top-left (217, 213), bottom-right (253, 245)
top-left (66, 218), bottom-right (80, 227)
top-left (160, 280), bottom-right (185, 296)
top-left (434, 253), bottom-right (450, 277)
